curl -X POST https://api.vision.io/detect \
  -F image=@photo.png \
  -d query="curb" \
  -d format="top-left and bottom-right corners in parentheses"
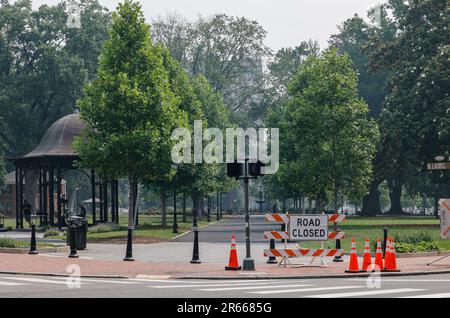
top-left (176, 270), bottom-right (450, 280)
top-left (0, 269), bottom-right (449, 281)
top-left (0, 270), bottom-right (131, 279)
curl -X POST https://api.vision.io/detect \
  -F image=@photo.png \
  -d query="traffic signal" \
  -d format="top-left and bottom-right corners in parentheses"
top-left (248, 161), bottom-right (265, 178)
top-left (227, 162), bottom-right (243, 180)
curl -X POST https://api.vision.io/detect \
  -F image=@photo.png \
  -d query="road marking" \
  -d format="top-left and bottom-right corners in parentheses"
top-left (250, 286), bottom-right (363, 295)
top-left (0, 277), bottom-right (88, 285)
top-left (0, 281), bottom-right (28, 286)
top-left (198, 284), bottom-right (312, 291)
top-left (49, 277), bottom-right (139, 284)
top-left (350, 278), bottom-right (450, 282)
top-left (310, 288), bottom-right (424, 298)
top-left (131, 279), bottom-right (274, 284)
top-left (400, 293), bottom-right (450, 298)
top-left (148, 282), bottom-right (272, 288)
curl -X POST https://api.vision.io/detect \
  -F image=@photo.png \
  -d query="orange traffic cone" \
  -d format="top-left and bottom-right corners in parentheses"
top-left (225, 233), bottom-right (241, 271)
top-left (362, 239), bottom-right (372, 272)
top-left (374, 239), bottom-right (384, 271)
top-left (345, 238), bottom-right (362, 273)
top-left (384, 238), bottom-right (400, 272)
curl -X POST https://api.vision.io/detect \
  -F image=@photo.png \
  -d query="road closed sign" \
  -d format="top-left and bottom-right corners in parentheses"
top-left (439, 199), bottom-right (450, 239)
top-left (289, 215), bottom-right (329, 241)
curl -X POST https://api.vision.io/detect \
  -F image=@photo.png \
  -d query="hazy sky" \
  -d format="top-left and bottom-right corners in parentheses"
top-left (32, 0), bottom-right (385, 51)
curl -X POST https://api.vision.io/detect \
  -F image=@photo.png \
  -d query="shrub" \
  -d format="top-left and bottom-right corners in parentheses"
top-left (0, 238), bottom-right (19, 248)
top-left (392, 232), bottom-right (433, 245)
top-left (395, 241), bottom-right (440, 253)
top-left (43, 228), bottom-right (64, 238)
top-left (88, 223), bottom-right (122, 234)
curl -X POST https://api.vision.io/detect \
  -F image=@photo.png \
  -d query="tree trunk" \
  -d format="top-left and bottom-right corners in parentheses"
top-left (361, 180), bottom-right (382, 216)
top-left (182, 192), bottom-right (187, 222)
top-left (161, 189), bottom-right (167, 227)
top-left (387, 178), bottom-right (405, 215)
top-left (127, 176), bottom-right (136, 229)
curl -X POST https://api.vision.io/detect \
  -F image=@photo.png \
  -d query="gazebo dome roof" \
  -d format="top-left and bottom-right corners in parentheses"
top-left (23, 113), bottom-right (85, 158)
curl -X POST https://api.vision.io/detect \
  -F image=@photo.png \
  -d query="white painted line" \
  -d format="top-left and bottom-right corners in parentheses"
top-left (0, 281), bottom-right (28, 286)
top-left (199, 284), bottom-right (312, 292)
top-left (148, 282), bottom-right (272, 289)
top-left (49, 277), bottom-right (139, 284)
top-left (400, 293), bottom-right (450, 298)
top-left (0, 277), bottom-right (88, 285)
top-left (350, 278), bottom-right (450, 282)
top-left (310, 288), bottom-right (425, 298)
top-left (250, 286), bottom-right (363, 295)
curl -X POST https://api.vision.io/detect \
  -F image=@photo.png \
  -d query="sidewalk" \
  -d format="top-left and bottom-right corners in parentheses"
top-left (0, 252), bottom-right (448, 279)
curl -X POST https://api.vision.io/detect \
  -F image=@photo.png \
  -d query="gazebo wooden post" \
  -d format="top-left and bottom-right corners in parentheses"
top-left (43, 168), bottom-right (48, 225)
top-left (38, 168), bottom-right (43, 226)
top-left (49, 169), bottom-right (55, 226)
top-left (19, 168), bottom-right (25, 228)
top-left (15, 167), bottom-right (20, 229)
top-left (56, 165), bottom-right (62, 229)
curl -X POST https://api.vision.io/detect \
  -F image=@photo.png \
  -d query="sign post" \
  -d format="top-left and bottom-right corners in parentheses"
top-left (264, 213), bottom-right (345, 268)
top-left (288, 215), bottom-right (328, 241)
top-left (428, 199), bottom-right (450, 265)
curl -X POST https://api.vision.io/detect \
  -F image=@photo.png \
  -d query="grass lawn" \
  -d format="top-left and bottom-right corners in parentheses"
top-left (87, 218), bottom-right (211, 242)
top-left (3, 215), bottom-right (448, 251)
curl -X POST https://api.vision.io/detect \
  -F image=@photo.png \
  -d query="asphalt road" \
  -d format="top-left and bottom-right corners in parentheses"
top-left (0, 273), bottom-right (449, 298)
top-left (174, 215), bottom-right (280, 243)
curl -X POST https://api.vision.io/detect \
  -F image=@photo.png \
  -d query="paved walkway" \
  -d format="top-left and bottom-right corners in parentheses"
top-left (0, 252), bottom-right (448, 279)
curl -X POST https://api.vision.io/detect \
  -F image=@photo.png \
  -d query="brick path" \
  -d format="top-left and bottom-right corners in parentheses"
top-left (0, 253), bottom-right (448, 279)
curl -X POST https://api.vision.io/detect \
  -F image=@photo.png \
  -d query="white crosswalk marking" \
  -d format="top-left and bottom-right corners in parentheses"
top-left (0, 281), bottom-right (28, 286)
top-left (250, 286), bottom-right (363, 295)
top-left (198, 284), bottom-right (311, 291)
top-left (148, 282), bottom-right (272, 288)
top-left (0, 276), bottom-right (88, 285)
top-left (401, 293), bottom-right (450, 298)
top-left (50, 277), bottom-right (140, 284)
top-left (310, 288), bottom-right (424, 298)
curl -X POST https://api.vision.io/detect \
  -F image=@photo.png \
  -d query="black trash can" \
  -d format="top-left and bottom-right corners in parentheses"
top-left (66, 217), bottom-right (87, 250)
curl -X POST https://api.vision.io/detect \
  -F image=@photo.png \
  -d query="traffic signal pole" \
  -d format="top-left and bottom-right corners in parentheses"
top-left (242, 160), bottom-right (255, 270)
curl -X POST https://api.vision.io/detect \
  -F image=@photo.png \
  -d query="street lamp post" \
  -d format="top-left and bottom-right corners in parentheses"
top-left (242, 160), bottom-right (255, 271)
top-left (190, 194), bottom-right (201, 264)
top-left (28, 214), bottom-right (38, 255)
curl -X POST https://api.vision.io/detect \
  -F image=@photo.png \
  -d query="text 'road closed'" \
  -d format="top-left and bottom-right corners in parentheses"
top-left (289, 215), bottom-right (329, 241)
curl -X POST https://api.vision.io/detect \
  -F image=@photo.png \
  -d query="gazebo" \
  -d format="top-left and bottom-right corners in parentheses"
top-left (8, 113), bottom-right (119, 229)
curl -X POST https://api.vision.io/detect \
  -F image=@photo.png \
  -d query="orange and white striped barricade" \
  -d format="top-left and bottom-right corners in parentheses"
top-left (427, 199), bottom-right (450, 265)
top-left (263, 213), bottom-right (346, 268)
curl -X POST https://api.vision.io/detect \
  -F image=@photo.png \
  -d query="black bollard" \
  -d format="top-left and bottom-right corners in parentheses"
top-left (333, 221), bottom-right (343, 262)
top-left (190, 228), bottom-right (201, 264)
top-left (28, 224), bottom-right (38, 255)
top-left (68, 225), bottom-right (79, 259)
top-left (383, 226), bottom-right (389, 257)
top-left (123, 228), bottom-right (134, 261)
top-left (267, 228), bottom-right (277, 264)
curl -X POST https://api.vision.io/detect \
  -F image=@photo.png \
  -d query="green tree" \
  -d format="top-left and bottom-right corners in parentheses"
top-left (152, 13), bottom-right (271, 125)
top-left (329, 9), bottom-right (395, 215)
top-left (369, 0), bottom-right (449, 214)
top-left (282, 49), bottom-right (379, 211)
top-left (0, 0), bottom-right (110, 158)
top-left (75, 0), bottom-right (187, 232)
